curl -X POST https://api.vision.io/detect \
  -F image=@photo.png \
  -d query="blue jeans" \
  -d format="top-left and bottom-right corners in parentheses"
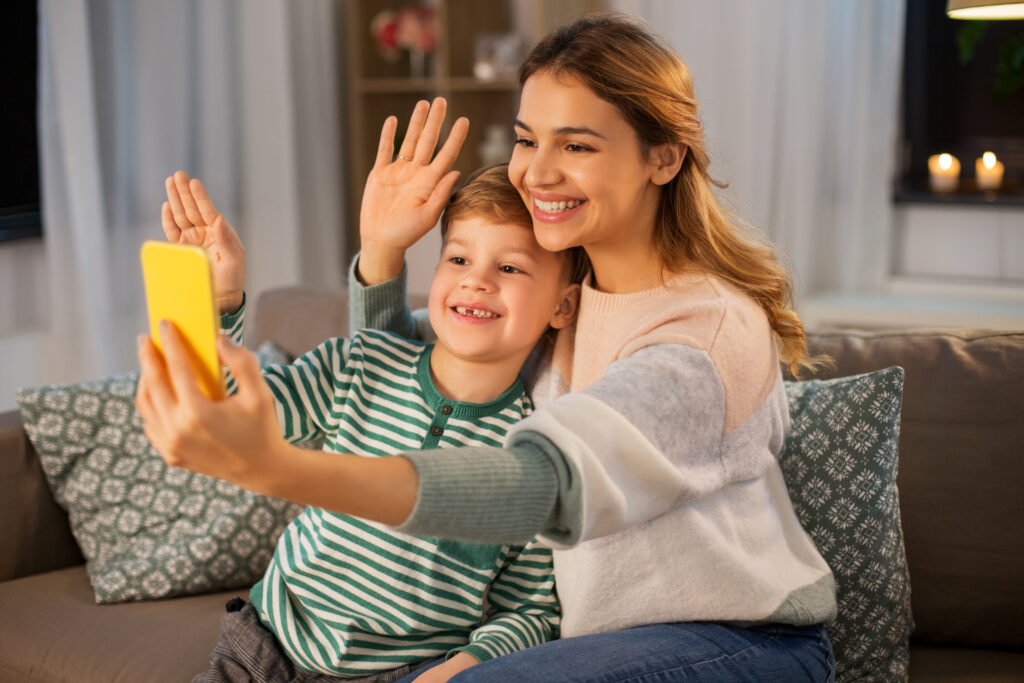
top-left (398, 622), bottom-right (834, 683)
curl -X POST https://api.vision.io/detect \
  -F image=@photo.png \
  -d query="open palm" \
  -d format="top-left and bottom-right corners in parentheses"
top-left (162, 171), bottom-right (246, 313)
top-left (360, 98), bottom-right (469, 252)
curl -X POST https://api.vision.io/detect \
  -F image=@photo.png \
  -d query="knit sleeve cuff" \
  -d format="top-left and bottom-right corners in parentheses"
top-left (396, 444), bottom-right (563, 544)
top-left (448, 643), bottom-right (495, 664)
top-left (347, 253), bottom-right (417, 338)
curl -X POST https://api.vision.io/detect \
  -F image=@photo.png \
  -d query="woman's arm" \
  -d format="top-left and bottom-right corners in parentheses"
top-left (135, 321), bottom-right (417, 524)
top-left (351, 97), bottom-right (466, 337)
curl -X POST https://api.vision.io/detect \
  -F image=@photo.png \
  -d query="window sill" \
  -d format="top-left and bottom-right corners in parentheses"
top-left (799, 278), bottom-right (1024, 331)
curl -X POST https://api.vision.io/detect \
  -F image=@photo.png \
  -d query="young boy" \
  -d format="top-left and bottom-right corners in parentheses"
top-left (148, 157), bottom-right (586, 682)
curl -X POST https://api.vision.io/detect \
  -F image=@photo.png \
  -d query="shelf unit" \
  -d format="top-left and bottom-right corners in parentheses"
top-left (342, 0), bottom-right (522, 256)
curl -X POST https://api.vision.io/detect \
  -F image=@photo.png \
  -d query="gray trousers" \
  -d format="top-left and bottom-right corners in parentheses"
top-left (193, 599), bottom-right (439, 683)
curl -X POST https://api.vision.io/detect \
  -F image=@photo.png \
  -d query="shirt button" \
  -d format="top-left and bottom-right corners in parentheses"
top-left (431, 425), bottom-right (443, 437)
top-left (440, 405), bottom-right (453, 415)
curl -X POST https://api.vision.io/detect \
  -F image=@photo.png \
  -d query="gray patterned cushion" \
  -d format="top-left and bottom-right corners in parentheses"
top-left (15, 343), bottom-right (304, 604)
top-left (781, 367), bottom-right (913, 682)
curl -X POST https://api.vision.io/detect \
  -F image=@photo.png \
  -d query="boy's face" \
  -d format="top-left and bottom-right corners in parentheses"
top-left (428, 216), bottom-right (579, 368)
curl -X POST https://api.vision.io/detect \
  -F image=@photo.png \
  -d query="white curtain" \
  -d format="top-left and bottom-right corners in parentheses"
top-left (2, 0), bottom-right (344, 397)
top-left (610, 0), bottom-right (906, 301)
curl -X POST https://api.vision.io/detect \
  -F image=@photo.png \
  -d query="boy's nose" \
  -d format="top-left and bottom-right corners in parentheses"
top-left (459, 268), bottom-right (496, 292)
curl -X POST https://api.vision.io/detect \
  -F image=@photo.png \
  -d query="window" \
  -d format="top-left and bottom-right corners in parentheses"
top-left (898, 0), bottom-right (1023, 206)
top-left (0, 0), bottom-right (42, 243)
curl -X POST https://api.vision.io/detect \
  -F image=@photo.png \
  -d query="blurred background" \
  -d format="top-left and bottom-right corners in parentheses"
top-left (1, 0), bottom-right (1022, 411)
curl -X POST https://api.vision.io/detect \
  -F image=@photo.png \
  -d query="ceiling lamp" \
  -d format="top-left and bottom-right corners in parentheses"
top-left (947, 0), bottom-right (1024, 19)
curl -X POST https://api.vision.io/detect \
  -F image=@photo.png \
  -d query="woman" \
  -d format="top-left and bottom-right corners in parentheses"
top-left (139, 12), bottom-right (837, 683)
top-left (353, 13), bottom-right (837, 683)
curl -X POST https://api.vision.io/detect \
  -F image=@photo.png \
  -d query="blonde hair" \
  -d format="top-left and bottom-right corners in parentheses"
top-left (520, 13), bottom-right (822, 376)
top-left (442, 164), bottom-right (590, 286)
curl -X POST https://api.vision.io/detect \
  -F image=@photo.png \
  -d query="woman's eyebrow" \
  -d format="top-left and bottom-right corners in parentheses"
top-left (514, 119), bottom-right (606, 140)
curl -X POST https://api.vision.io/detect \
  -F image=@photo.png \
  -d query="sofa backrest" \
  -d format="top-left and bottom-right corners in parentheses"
top-left (802, 329), bottom-right (1024, 650)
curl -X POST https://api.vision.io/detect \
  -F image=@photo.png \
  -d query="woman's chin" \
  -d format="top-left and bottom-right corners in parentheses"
top-left (532, 227), bottom-right (580, 254)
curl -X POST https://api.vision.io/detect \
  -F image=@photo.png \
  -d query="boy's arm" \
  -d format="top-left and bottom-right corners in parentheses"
top-left (162, 171), bottom-right (245, 315)
top-left (220, 296), bottom-right (339, 445)
top-left (451, 542), bottom-right (559, 663)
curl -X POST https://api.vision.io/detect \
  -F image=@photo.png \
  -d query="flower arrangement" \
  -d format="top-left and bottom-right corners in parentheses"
top-left (371, 5), bottom-right (439, 62)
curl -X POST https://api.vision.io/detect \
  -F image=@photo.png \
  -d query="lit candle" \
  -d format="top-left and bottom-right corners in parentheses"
top-left (928, 153), bottom-right (960, 193)
top-left (976, 151), bottom-right (1004, 191)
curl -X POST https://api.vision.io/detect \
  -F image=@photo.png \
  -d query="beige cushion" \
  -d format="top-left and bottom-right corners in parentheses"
top-left (803, 330), bottom-right (1024, 648)
top-left (0, 566), bottom-right (240, 683)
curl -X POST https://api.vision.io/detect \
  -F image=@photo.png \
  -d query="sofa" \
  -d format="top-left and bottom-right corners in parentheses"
top-left (1, 286), bottom-right (1022, 682)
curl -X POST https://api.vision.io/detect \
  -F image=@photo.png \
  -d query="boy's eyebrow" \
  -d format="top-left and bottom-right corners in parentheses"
top-left (514, 119), bottom-right (607, 140)
top-left (444, 235), bottom-right (542, 262)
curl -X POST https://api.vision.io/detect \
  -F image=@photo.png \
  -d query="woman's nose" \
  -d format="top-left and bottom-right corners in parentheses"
top-left (524, 146), bottom-right (561, 188)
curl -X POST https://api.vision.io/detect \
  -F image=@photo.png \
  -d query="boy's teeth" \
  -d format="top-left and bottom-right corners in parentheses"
top-left (535, 198), bottom-right (582, 213)
top-left (455, 306), bottom-right (497, 318)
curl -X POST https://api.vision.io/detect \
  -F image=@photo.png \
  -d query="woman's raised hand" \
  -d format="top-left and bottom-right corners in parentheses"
top-left (358, 98), bottom-right (469, 285)
top-left (162, 172), bottom-right (246, 315)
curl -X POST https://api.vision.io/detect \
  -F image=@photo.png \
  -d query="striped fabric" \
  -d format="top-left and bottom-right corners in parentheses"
top-left (220, 308), bottom-right (558, 677)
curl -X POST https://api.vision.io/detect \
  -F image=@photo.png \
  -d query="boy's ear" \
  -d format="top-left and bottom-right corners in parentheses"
top-left (549, 283), bottom-right (582, 330)
top-left (650, 143), bottom-right (686, 186)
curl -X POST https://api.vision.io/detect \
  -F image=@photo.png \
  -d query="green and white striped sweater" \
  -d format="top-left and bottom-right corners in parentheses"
top-left (221, 306), bottom-right (559, 677)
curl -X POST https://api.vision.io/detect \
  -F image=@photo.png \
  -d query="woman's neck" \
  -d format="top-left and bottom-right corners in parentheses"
top-left (587, 239), bottom-right (673, 294)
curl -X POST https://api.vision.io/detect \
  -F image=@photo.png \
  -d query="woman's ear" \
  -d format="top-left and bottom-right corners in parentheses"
top-left (650, 143), bottom-right (686, 186)
top-left (549, 283), bottom-right (582, 330)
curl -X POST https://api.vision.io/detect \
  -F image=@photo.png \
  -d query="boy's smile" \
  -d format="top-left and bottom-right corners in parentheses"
top-left (426, 217), bottom-right (580, 403)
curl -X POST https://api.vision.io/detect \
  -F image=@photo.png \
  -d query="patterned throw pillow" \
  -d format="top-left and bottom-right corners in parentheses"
top-left (781, 366), bottom-right (913, 682)
top-left (15, 343), bottom-right (304, 604)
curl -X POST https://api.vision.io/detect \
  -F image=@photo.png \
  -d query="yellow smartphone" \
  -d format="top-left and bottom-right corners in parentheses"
top-left (140, 241), bottom-right (224, 399)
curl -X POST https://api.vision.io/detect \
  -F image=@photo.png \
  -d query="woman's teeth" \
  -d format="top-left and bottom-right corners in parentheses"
top-left (455, 306), bottom-right (497, 319)
top-left (534, 198), bottom-right (583, 213)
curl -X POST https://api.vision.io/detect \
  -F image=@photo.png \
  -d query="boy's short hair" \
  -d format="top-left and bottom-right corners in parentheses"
top-left (441, 164), bottom-right (590, 286)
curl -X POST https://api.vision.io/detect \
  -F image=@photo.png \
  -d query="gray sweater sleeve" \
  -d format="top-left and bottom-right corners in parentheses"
top-left (348, 253), bottom-right (434, 340)
top-left (397, 434), bottom-right (584, 546)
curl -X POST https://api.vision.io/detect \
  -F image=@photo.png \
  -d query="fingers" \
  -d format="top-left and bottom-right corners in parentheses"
top-left (165, 174), bottom-right (193, 232)
top-left (161, 201), bottom-right (182, 242)
top-left (159, 320), bottom-right (206, 406)
top-left (189, 178), bottom-right (221, 226)
top-left (136, 333), bottom-right (176, 420)
top-left (413, 97), bottom-right (447, 163)
top-left (396, 99), bottom-right (430, 160)
top-left (211, 215), bottom-right (244, 258)
top-left (424, 170), bottom-right (461, 217)
top-left (173, 170), bottom-right (204, 227)
top-left (216, 336), bottom-right (263, 402)
top-left (373, 116), bottom-right (398, 171)
top-left (430, 116), bottom-right (469, 173)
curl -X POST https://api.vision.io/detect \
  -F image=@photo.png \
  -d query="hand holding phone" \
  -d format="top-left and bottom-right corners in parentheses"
top-left (141, 240), bottom-right (224, 399)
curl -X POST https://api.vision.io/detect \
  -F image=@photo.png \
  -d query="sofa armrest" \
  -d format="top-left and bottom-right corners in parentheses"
top-left (0, 410), bottom-right (83, 582)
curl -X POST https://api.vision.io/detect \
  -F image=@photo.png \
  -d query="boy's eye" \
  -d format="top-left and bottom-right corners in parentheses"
top-left (500, 265), bottom-right (522, 274)
top-left (449, 256), bottom-right (467, 265)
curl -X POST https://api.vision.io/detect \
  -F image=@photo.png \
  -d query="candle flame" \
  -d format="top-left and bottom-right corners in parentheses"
top-left (939, 153), bottom-right (953, 171)
top-left (983, 152), bottom-right (997, 169)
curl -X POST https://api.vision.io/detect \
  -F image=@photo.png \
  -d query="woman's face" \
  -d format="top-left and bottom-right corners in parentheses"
top-left (508, 71), bottom-right (664, 258)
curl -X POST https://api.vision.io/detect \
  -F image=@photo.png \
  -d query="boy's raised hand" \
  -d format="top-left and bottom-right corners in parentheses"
top-left (358, 97), bottom-right (469, 285)
top-left (162, 171), bottom-right (246, 314)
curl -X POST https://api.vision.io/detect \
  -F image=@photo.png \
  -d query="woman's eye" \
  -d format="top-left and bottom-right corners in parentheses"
top-left (514, 138), bottom-right (535, 148)
top-left (566, 143), bottom-right (590, 152)
top-left (500, 265), bottom-right (522, 274)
